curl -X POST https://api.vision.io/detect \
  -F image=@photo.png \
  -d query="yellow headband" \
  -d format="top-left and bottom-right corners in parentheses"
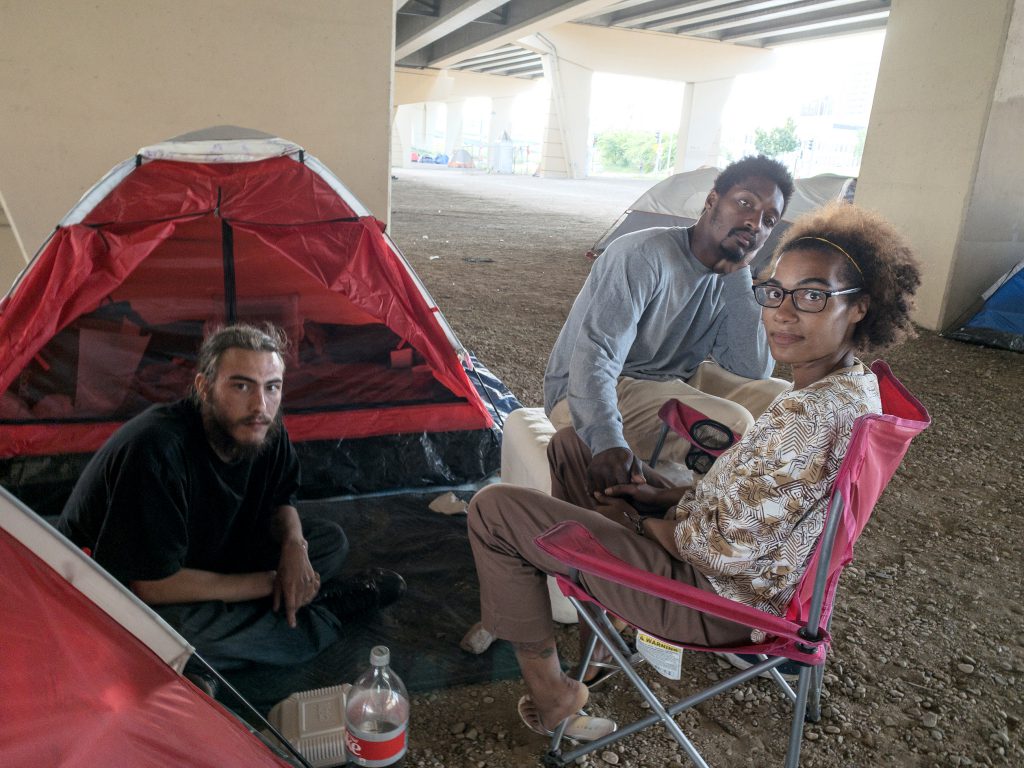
top-left (788, 236), bottom-right (863, 278)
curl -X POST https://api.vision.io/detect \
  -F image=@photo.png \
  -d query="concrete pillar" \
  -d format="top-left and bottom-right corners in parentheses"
top-left (537, 52), bottom-right (593, 179)
top-left (406, 103), bottom-right (428, 158)
top-left (0, 203), bottom-right (23, 296)
top-left (0, 0), bottom-right (395, 294)
top-left (392, 104), bottom-right (416, 169)
top-left (488, 97), bottom-right (516, 145)
top-left (444, 100), bottom-right (465, 158)
top-left (487, 96), bottom-right (516, 171)
top-left (856, 0), bottom-right (1021, 330)
top-left (675, 78), bottom-right (735, 172)
top-left (425, 102), bottom-right (446, 155)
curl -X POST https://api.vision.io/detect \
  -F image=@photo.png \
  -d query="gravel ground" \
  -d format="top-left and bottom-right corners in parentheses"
top-left (388, 167), bottom-right (1024, 768)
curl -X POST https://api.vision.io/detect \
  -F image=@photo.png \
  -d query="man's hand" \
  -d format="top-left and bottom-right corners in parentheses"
top-left (587, 447), bottom-right (645, 495)
top-left (273, 539), bottom-right (320, 628)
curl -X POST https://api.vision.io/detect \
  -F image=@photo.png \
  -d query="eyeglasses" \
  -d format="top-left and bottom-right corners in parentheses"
top-left (752, 283), bottom-right (862, 313)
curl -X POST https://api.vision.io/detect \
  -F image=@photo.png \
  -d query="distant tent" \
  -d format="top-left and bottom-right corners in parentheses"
top-left (448, 149), bottom-right (475, 169)
top-left (588, 169), bottom-right (856, 275)
top-left (0, 486), bottom-right (296, 767)
top-left (944, 259), bottom-right (1024, 352)
top-left (0, 126), bottom-right (507, 513)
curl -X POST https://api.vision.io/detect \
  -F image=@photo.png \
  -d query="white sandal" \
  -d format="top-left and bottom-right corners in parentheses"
top-left (517, 695), bottom-right (617, 742)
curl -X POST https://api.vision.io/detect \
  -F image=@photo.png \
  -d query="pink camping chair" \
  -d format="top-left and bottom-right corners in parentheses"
top-left (534, 360), bottom-right (930, 768)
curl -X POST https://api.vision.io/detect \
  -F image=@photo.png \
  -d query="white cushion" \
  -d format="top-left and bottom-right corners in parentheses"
top-left (500, 407), bottom-right (556, 493)
top-left (500, 408), bottom-right (577, 624)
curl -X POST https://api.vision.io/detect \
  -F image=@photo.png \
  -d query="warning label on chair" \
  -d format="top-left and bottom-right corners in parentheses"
top-left (636, 632), bottom-right (684, 680)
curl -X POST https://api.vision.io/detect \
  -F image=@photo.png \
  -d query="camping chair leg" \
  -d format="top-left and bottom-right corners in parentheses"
top-left (572, 606), bottom-right (635, 687)
top-left (783, 666), bottom-right (814, 768)
top-left (648, 423), bottom-right (670, 467)
top-left (805, 662), bottom-right (825, 723)
top-left (554, 598), bottom-right (711, 768)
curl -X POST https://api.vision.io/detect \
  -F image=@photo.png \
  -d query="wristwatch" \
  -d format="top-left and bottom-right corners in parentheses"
top-left (622, 508), bottom-right (647, 537)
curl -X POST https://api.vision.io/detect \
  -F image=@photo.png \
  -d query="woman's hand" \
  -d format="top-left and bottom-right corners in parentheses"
top-left (592, 492), bottom-right (639, 528)
top-left (597, 482), bottom-right (688, 515)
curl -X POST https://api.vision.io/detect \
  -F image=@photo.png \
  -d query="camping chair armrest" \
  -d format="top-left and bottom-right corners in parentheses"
top-left (535, 521), bottom-right (823, 649)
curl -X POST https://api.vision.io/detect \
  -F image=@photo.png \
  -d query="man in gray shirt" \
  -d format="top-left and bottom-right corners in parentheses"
top-left (544, 155), bottom-right (795, 494)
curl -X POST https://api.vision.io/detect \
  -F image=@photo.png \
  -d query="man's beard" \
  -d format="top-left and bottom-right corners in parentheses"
top-left (201, 398), bottom-right (283, 463)
top-left (717, 242), bottom-right (747, 264)
top-left (709, 208), bottom-right (751, 264)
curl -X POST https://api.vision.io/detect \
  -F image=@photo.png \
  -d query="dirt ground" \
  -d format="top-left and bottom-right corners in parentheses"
top-left (388, 166), bottom-right (1024, 768)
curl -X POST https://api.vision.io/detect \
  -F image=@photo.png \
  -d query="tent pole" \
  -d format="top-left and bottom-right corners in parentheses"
top-left (221, 217), bottom-right (237, 323)
top-left (192, 654), bottom-right (314, 768)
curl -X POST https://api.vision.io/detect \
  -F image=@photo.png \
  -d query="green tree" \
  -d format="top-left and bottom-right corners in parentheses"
top-left (595, 130), bottom-right (677, 174)
top-left (754, 118), bottom-right (800, 158)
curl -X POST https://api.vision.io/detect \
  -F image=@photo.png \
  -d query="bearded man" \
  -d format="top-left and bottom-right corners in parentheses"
top-left (57, 324), bottom-right (404, 681)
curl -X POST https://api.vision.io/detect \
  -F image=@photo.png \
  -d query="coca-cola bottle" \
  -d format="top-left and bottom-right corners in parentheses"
top-left (344, 646), bottom-right (409, 767)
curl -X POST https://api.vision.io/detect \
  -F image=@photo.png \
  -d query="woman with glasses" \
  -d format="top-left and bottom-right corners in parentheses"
top-left (467, 202), bottom-right (922, 740)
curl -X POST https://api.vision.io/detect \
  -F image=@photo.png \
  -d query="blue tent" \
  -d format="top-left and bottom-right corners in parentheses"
top-left (945, 260), bottom-right (1024, 352)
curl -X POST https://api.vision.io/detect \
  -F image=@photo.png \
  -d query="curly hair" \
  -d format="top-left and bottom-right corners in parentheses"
top-left (714, 155), bottom-right (796, 210)
top-left (770, 202), bottom-right (922, 354)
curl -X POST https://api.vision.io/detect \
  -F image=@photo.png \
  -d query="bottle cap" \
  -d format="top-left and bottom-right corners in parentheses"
top-left (370, 645), bottom-right (390, 667)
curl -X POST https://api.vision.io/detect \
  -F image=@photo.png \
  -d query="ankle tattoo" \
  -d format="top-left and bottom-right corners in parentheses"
top-left (512, 639), bottom-right (556, 660)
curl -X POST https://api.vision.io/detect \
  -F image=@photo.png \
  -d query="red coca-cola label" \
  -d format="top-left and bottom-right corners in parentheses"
top-left (345, 722), bottom-right (407, 767)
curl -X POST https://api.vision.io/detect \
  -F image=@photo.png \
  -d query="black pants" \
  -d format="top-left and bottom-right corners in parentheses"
top-left (155, 517), bottom-right (348, 670)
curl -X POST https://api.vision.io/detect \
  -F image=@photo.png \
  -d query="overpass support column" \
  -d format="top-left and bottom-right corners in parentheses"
top-left (537, 50), bottom-right (593, 179)
top-left (675, 78), bottom-right (734, 172)
top-left (444, 99), bottom-right (465, 158)
top-left (856, 0), bottom-right (1023, 330)
top-left (392, 104), bottom-right (416, 169)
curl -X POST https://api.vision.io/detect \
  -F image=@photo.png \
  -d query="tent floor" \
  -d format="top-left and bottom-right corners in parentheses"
top-left (219, 489), bottom-right (520, 715)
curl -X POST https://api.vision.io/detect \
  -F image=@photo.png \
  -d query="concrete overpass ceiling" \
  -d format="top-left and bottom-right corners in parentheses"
top-left (396, 0), bottom-right (890, 76)
top-left (450, 45), bottom-right (547, 78)
top-left (579, 0), bottom-right (890, 45)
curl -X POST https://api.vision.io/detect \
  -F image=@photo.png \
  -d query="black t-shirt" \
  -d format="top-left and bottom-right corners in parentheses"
top-left (57, 399), bottom-right (300, 584)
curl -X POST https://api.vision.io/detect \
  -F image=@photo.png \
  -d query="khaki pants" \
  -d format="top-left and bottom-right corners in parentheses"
top-left (467, 483), bottom-right (751, 646)
top-left (549, 361), bottom-right (789, 465)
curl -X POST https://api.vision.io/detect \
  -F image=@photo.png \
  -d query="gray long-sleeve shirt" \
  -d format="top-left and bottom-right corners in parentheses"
top-left (543, 226), bottom-right (773, 455)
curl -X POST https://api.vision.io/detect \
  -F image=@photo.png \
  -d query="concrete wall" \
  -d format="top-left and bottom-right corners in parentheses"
top-left (856, 0), bottom-right (1018, 329)
top-left (0, 1), bottom-right (395, 294)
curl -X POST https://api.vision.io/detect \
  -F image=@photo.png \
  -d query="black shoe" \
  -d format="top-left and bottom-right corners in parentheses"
top-left (721, 652), bottom-right (803, 682)
top-left (318, 568), bottom-right (406, 619)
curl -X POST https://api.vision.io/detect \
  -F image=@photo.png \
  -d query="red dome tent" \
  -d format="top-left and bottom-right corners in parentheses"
top-left (0, 127), bottom-right (502, 512)
top-left (1, 484), bottom-right (312, 767)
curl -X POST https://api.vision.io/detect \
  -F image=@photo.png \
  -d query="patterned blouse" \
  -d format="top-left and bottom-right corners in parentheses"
top-left (672, 362), bottom-right (881, 617)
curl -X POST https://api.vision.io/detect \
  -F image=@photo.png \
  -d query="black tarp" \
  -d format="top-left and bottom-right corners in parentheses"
top-left (222, 491), bottom-right (522, 713)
